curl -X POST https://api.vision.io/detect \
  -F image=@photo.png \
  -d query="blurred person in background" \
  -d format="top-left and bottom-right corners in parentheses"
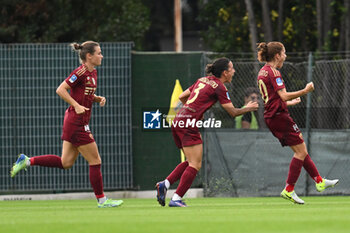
top-left (257, 41), bottom-right (339, 204)
top-left (10, 41), bottom-right (123, 208)
top-left (235, 87), bottom-right (260, 129)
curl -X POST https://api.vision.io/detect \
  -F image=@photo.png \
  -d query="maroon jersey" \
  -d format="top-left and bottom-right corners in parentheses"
top-left (64, 64), bottom-right (97, 125)
top-left (257, 64), bottom-right (288, 118)
top-left (176, 76), bottom-right (231, 120)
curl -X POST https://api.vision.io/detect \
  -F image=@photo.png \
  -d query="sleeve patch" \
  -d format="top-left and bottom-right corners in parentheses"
top-left (226, 92), bottom-right (231, 100)
top-left (276, 77), bottom-right (283, 86)
top-left (69, 74), bottom-right (77, 83)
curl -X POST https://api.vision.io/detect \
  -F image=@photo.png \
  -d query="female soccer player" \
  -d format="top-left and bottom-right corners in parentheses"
top-left (10, 41), bottom-right (123, 208)
top-left (156, 57), bottom-right (259, 207)
top-left (256, 41), bottom-right (339, 204)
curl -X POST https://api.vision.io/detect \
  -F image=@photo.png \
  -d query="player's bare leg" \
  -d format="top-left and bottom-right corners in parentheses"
top-left (61, 140), bottom-right (79, 169)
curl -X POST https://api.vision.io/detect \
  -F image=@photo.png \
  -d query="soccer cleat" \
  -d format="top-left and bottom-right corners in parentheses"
top-left (316, 178), bottom-right (339, 192)
top-left (10, 154), bottom-right (29, 178)
top-left (169, 199), bottom-right (187, 207)
top-left (280, 189), bottom-right (305, 204)
top-left (98, 199), bottom-right (123, 208)
top-left (155, 181), bottom-right (167, 206)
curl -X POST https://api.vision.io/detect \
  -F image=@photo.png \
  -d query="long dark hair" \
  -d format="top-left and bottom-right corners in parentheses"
top-left (205, 57), bottom-right (231, 78)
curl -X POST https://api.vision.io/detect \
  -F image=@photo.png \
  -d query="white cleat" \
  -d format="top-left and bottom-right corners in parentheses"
top-left (316, 178), bottom-right (339, 192)
top-left (280, 189), bottom-right (305, 204)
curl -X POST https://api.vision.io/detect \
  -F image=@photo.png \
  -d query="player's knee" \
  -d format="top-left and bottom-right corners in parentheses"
top-left (189, 161), bottom-right (202, 171)
top-left (294, 152), bottom-right (308, 160)
top-left (88, 156), bottom-right (101, 165)
top-left (61, 160), bottom-right (74, 169)
top-left (95, 156), bottom-right (101, 164)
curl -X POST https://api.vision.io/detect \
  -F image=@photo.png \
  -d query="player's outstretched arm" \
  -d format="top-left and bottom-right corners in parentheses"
top-left (278, 82), bottom-right (314, 102)
top-left (221, 101), bottom-right (258, 118)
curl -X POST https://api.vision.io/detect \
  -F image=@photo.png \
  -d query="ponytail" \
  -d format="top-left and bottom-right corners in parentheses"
top-left (70, 41), bottom-right (99, 63)
top-left (205, 57), bottom-right (231, 78)
top-left (257, 41), bottom-right (284, 62)
top-left (70, 43), bottom-right (83, 51)
top-left (257, 42), bottom-right (269, 62)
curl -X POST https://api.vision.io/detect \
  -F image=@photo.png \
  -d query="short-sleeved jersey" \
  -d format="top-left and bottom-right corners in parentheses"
top-left (176, 76), bottom-right (231, 120)
top-left (257, 64), bottom-right (288, 118)
top-left (64, 64), bottom-right (97, 125)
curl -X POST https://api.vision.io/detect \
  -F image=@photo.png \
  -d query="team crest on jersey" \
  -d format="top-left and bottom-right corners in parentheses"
top-left (86, 76), bottom-right (96, 86)
top-left (69, 74), bottom-right (77, 83)
top-left (276, 77), bottom-right (283, 86)
top-left (86, 77), bottom-right (92, 85)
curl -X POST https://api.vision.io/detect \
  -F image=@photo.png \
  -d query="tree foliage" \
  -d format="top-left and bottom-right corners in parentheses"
top-left (1, 0), bottom-right (349, 52)
top-left (198, 0), bottom-right (349, 53)
top-left (0, 0), bottom-right (150, 49)
top-left (198, 0), bottom-right (251, 52)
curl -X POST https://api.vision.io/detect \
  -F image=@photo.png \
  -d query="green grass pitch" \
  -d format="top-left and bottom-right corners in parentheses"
top-left (1, 196), bottom-right (350, 233)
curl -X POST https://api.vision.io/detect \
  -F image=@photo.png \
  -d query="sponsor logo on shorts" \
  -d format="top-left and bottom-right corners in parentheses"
top-left (293, 124), bottom-right (300, 133)
top-left (84, 125), bottom-right (90, 132)
top-left (69, 74), bottom-right (77, 83)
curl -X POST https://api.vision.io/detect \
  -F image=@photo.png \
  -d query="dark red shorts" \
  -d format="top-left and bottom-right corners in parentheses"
top-left (265, 113), bottom-right (304, 147)
top-left (61, 118), bottom-right (95, 147)
top-left (171, 125), bottom-right (202, 149)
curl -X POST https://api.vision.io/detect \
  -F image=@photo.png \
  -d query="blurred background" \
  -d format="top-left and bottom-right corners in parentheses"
top-left (2, 0), bottom-right (350, 52)
top-left (1, 0), bottom-right (350, 198)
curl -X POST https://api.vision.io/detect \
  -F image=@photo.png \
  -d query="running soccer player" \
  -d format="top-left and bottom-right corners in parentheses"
top-left (10, 41), bottom-right (123, 208)
top-left (256, 41), bottom-right (339, 204)
top-left (156, 57), bottom-right (259, 207)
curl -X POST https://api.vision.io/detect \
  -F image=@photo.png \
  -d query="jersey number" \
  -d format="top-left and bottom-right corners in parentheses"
top-left (186, 83), bottom-right (206, 104)
top-left (258, 80), bottom-right (269, 104)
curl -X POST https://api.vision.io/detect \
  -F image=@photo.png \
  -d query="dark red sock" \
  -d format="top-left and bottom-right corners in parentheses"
top-left (285, 184), bottom-right (295, 192)
top-left (89, 164), bottom-right (104, 199)
top-left (303, 154), bottom-right (322, 183)
top-left (30, 155), bottom-right (63, 169)
top-left (166, 161), bottom-right (189, 185)
top-left (175, 166), bottom-right (197, 198)
top-left (285, 157), bottom-right (304, 192)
